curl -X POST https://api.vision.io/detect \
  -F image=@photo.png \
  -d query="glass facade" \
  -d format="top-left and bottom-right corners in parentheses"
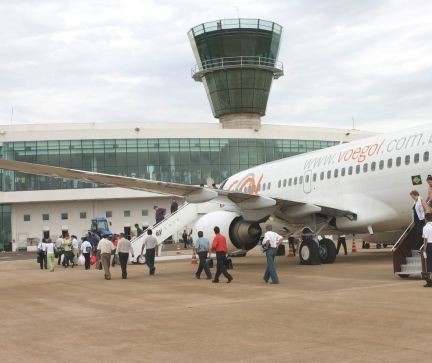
top-left (0, 138), bottom-right (338, 191)
top-left (0, 204), bottom-right (12, 251)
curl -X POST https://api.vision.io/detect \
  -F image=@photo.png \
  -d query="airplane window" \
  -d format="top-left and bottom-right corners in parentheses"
top-left (299, 176), bottom-right (303, 184)
top-left (414, 153), bottom-right (419, 164)
top-left (327, 170), bottom-right (331, 179)
top-left (379, 160), bottom-right (384, 170)
top-left (363, 163), bottom-right (368, 173)
top-left (278, 180), bottom-right (281, 188)
top-left (387, 159), bottom-right (392, 168)
top-left (371, 162), bottom-right (376, 171)
top-left (348, 166), bottom-right (353, 175)
top-left (356, 165), bottom-right (360, 174)
top-left (294, 177), bottom-right (297, 185)
top-left (424, 151), bottom-right (430, 162)
top-left (288, 178), bottom-right (292, 186)
top-left (341, 168), bottom-right (345, 176)
top-left (312, 173), bottom-right (317, 182)
top-left (396, 157), bottom-right (401, 167)
top-left (320, 171), bottom-right (324, 180)
top-left (334, 169), bottom-right (338, 178)
top-left (405, 155), bottom-right (410, 165)
top-left (283, 179), bottom-right (287, 187)
top-left (306, 175), bottom-right (310, 183)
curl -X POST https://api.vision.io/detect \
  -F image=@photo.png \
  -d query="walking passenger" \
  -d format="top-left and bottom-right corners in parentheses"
top-left (410, 190), bottom-right (426, 249)
top-left (81, 238), bottom-right (92, 270)
top-left (71, 235), bottom-right (79, 265)
top-left (154, 205), bottom-right (166, 224)
top-left (134, 223), bottom-right (143, 237)
top-left (97, 234), bottom-right (115, 280)
top-left (140, 229), bottom-right (158, 275)
top-left (55, 234), bottom-right (64, 265)
top-left (422, 213), bottom-right (432, 287)
top-left (170, 199), bottom-right (178, 214)
top-left (194, 231), bottom-right (212, 280)
top-left (182, 229), bottom-right (188, 249)
top-left (45, 238), bottom-right (55, 272)
top-left (62, 233), bottom-right (73, 268)
top-left (116, 233), bottom-right (134, 279)
top-left (37, 239), bottom-right (47, 270)
top-left (262, 225), bottom-right (282, 284)
top-left (111, 234), bottom-right (119, 267)
top-left (425, 175), bottom-right (432, 210)
top-left (211, 226), bottom-right (233, 283)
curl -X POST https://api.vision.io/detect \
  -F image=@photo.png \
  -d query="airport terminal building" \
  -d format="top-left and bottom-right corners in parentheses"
top-left (0, 122), bottom-right (374, 251)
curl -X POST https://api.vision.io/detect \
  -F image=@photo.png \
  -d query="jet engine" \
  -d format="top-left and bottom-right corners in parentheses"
top-left (194, 211), bottom-right (262, 251)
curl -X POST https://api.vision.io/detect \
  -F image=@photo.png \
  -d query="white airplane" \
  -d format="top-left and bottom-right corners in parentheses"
top-left (0, 125), bottom-right (429, 264)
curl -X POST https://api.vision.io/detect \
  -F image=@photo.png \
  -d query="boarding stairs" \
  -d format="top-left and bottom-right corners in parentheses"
top-left (392, 222), bottom-right (425, 278)
top-left (129, 202), bottom-right (220, 263)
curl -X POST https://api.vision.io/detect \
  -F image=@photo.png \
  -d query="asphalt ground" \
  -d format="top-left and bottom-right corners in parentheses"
top-left (0, 246), bottom-right (431, 363)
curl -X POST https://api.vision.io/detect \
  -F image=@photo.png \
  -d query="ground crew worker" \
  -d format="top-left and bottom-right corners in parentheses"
top-left (194, 231), bottom-right (212, 280)
top-left (116, 233), bottom-right (134, 279)
top-left (211, 226), bottom-right (233, 283)
top-left (336, 234), bottom-right (348, 255)
top-left (262, 225), bottom-right (282, 284)
top-left (422, 213), bottom-right (432, 287)
top-left (97, 234), bottom-right (115, 280)
top-left (140, 229), bottom-right (158, 275)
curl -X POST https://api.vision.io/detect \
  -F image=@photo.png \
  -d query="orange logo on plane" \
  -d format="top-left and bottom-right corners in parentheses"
top-left (227, 173), bottom-right (263, 194)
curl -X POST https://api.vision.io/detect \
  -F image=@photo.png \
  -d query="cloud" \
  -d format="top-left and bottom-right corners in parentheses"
top-left (0, 0), bottom-right (431, 132)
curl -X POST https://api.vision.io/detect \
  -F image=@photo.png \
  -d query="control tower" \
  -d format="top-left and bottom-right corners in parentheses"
top-left (188, 18), bottom-right (283, 129)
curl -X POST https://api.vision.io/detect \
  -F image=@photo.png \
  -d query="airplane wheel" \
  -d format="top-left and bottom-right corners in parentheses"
top-left (363, 243), bottom-right (370, 249)
top-left (376, 244), bottom-right (382, 249)
top-left (319, 238), bottom-right (337, 264)
top-left (299, 239), bottom-right (321, 265)
top-left (383, 244), bottom-right (388, 248)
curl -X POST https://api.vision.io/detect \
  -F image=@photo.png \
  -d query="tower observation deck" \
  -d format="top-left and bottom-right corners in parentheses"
top-left (188, 18), bottom-right (283, 129)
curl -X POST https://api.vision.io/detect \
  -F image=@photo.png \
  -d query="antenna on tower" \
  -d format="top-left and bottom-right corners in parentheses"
top-left (233, 5), bottom-right (240, 18)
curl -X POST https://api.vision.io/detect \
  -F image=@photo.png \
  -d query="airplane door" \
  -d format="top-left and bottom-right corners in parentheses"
top-left (303, 170), bottom-right (312, 194)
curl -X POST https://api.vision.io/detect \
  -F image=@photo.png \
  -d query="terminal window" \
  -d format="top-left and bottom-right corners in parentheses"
top-left (61, 213), bottom-right (68, 220)
top-left (142, 209), bottom-right (148, 216)
top-left (124, 210), bottom-right (131, 217)
top-left (24, 214), bottom-right (30, 222)
top-left (42, 213), bottom-right (49, 221)
top-left (106, 211), bottom-right (112, 218)
top-left (80, 212), bottom-right (87, 219)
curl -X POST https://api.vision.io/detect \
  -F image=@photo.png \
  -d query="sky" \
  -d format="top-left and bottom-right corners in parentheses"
top-left (0, 0), bottom-right (431, 132)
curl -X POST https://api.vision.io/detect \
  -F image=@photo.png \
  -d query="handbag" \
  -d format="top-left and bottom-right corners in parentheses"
top-left (206, 258), bottom-right (213, 268)
top-left (224, 258), bottom-right (233, 270)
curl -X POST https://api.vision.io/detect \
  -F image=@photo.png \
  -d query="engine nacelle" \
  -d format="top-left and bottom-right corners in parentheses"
top-left (194, 211), bottom-right (262, 252)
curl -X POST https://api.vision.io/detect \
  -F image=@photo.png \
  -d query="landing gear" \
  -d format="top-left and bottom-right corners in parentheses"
top-left (376, 244), bottom-right (382, 249)
top-left (362, 242), bottom-right (370, 249)
top-left (318, 238), bottom-right (337, 264)
top-left (299, 237), bottom-right (321, 265)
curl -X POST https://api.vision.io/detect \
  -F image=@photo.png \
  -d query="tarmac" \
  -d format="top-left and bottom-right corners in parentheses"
top-left (0, 245), bottom-right (431, 363)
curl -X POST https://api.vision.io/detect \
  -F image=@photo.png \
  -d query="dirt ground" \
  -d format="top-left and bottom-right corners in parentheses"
top-left (0, 247), bottom-right (431, 363)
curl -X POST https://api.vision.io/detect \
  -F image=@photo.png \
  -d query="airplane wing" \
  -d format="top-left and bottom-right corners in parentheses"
top-left (0, 159), bottom-right (355, 219)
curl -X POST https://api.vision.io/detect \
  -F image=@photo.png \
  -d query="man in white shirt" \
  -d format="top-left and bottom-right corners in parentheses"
top-left (81, 239), bottom-right (93, 270)
top-left (97, 235), bottom-right (115, 280)
top-left (140, 229), bottom-right (158, 275)
top-left (116, 233), bottom-right (134, 279)
top-left (422, 213), bottom-right (432, 287)
top-left (71, 235), bottom-right (79, 266)
top-left (262, 225), bottom-right (283, 284)
top-left (55, 235), bottom-right (64, 265)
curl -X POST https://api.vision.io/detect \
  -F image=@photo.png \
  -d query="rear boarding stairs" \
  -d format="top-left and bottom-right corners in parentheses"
top-left (392, 222), bottom-right (426, 278)
top-left (129, 202), bottom-right (219, 263)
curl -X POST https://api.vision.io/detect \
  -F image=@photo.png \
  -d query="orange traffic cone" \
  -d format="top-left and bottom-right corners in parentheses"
top-left (191, 250), bottom-right (198, 264)
top-left (351, 239), bottom-right (357, 253)
top-left (287, 245), bottom-right (295, 257)
top-left (176, 244), bottom-right (181, 255)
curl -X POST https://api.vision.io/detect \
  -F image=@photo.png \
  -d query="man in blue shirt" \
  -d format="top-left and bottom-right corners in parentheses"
top-left (194, 231), bottom-right (212, 280)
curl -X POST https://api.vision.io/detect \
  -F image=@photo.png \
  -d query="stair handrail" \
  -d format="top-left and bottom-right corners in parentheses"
top-left (391, 221), bottom-right (414, 252)
top-left (130, 202), bottom-right (190, 245)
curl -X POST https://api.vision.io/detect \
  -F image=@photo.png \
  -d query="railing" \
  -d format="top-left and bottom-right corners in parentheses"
top-left (191, 56), bottom-right (284, 80)
top-left (392, 221), bottom-right (416, 273)
top-left (188, 18), bottom-right (282, 37)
